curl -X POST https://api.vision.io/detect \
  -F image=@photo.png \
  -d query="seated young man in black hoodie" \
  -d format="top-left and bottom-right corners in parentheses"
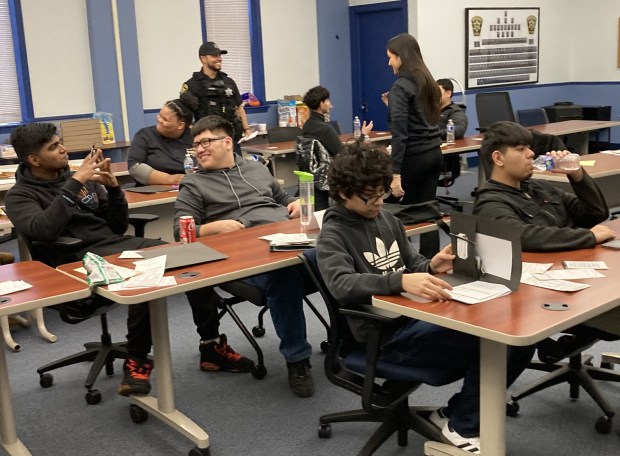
top-left (316, 140), bottom-right (535, 454)
top-left (474, 120), bottom-right (619, 357)
top-left (6, 123), bottom-right (253, 396)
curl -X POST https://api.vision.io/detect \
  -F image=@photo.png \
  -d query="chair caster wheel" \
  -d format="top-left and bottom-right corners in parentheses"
top-left (595, 416), bottom-right (612, 434)
top-left (318, 424), bottom-right (332, 438)
top-left (320, 340), bottom-right (329, 353)
top-left (130, 404), bottom-right (148, 423)
top-left (252, 325), bottom-right (266, 337)
top-left (506, 401), bottom-right (520, 417)
top-left (85, 389), bottom-right (102, 405)
top-left (189, 446), bottom-right (210, 456)
top-left (251, 364), bottom-right (267, 379)
top-left (39, 373), bottom-right (53, 388)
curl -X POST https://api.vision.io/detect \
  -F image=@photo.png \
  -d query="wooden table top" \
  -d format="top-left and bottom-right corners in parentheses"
top-left (373, 219), bottom-right (620, 347)
top-left (529, 119), bottom-right (620, 136)
top-left (0, 261), bottom-right (91, 317)
top-left (57, 217), bottom-right (442, 304)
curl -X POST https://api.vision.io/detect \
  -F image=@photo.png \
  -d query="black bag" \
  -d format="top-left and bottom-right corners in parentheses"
top-left (383, 200), bottom-right (450, 234)
top-left (295, 136), bottom-right (331, 191)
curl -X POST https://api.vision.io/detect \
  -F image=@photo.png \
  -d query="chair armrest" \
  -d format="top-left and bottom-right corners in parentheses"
top-left (340, 304), bottom-right (403, 324)
top-left (128, 213), bottom-right (159, 238)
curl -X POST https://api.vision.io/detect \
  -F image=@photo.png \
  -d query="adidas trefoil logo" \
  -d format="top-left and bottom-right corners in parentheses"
top-left (363, 238), bottom-right (401, 272)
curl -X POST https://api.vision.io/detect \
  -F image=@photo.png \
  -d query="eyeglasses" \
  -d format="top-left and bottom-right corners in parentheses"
top-left (189, 136), bottom-right (227, 151)
top-left (355, 189), bottom-right (392, 205)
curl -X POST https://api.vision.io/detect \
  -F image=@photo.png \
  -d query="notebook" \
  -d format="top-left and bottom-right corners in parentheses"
top-left (138, 243), bottom-right (227, 269)
top-left (124, 185), bottom-right (177, 194)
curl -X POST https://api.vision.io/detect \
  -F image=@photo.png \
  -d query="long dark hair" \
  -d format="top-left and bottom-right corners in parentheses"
top-left (165, 91), bottom-right (199, 128)
top-left (387, 33), bottom-right (440, 125)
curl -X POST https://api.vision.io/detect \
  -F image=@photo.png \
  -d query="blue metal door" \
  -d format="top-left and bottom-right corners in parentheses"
top-left (350, 1), bottom-right (407, 131)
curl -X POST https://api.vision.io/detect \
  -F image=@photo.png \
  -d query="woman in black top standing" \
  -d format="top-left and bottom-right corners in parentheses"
top-left (128, 92), bottom-right (198, 186)
top-left (386, 33), bottom-right (442, 256)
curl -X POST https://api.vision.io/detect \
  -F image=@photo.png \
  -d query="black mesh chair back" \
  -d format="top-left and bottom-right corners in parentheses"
top-left (475, 92), bottom-right (516, 131)
top-left (516, 108), bottom-right (549, 127)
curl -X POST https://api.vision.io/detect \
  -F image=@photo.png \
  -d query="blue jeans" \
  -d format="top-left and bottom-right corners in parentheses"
top-left (381, 319), bottom-right (535, 437)
top-left (244, 264), bottom-right (314, 363)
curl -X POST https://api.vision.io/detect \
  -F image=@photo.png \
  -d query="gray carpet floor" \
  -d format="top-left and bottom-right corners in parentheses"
top-left (3, 166), bottom-right (620, 455)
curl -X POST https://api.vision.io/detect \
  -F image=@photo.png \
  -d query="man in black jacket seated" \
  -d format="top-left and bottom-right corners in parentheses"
top-left (474, 121), bottom-right (620, 358)
top-left (6, 123), bottom-right (253, 397)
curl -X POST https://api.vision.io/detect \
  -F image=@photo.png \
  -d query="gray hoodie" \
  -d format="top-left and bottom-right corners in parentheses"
top-left (317, 204), bottom-right (430, 341)
top-left (174, 154), bottom-right (296, 240)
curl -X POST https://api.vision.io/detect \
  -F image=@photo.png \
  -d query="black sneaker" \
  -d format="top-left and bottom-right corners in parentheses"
top-left (199, 334), bottom-right (255, 373)
top-left (118, 358), bottom-right (153, 396)
top-left (287, 358), bottom-right (314, 398)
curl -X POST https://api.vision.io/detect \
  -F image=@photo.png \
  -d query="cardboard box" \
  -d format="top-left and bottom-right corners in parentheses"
top-left (59, 119), bottom-right (103, 150)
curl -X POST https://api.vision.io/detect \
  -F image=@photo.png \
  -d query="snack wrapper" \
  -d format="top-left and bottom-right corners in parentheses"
top-left (83, 252), bottom-right (124, 286)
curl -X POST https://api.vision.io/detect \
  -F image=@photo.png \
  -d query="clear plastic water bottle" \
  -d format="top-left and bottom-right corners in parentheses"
top-left (446, 119), bottom-right (455, 144)
top-left (294, 170), bottom-right (314, 231)
top-left (533, 153), bottom-right (580, 172)
top-left (353, 116), bottom-right (361, 139)
top-left (184, 151), bottom-right (194, 174)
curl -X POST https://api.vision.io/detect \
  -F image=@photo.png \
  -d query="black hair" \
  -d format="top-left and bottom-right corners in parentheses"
top-left (165, 91), bottom-right (199, 126)
top-left (190, 115), bottom-right (234, 139)
top-left (386, 33), bottom-right (440, 125)
top-left (10, 122), bottom-right (58, 163)
top-left (302, 86), bottom-right (330, 110)
top-left (328, 140), bottom-right (393, 203)
top-left (436, 78), bottom-right (454, 94)
top-left (480, 121), bottom-right (534, 174)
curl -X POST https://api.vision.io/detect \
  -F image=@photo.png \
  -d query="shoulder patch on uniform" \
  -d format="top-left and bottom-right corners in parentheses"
top-left (181, 83), bottom-right (188, 93)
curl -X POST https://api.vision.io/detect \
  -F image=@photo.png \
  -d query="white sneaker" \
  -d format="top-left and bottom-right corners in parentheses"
top-left (429, 408), bottom-right (449, 430)
top-left (440, 422), bottom-right (481, 454)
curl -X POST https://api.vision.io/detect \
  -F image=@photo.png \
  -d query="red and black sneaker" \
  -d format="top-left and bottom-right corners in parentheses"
top-left (118, 357), bottom-right (153, 396)
top-left (199, 334), bottom-right (255, 373)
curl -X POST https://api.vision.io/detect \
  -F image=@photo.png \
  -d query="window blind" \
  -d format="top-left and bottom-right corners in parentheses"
top-left (204, 0), bottom-right (253, 94)
top-left (0, 0), bottom-right (22, 124)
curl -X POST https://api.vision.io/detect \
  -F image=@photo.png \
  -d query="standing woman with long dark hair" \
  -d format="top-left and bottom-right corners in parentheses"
top-left (385, 33), bottom-right (442, 256)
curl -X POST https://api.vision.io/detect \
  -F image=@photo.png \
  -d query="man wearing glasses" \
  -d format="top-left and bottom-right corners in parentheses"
top-left (316, 141), bottom-right (535, 453)
top-left (174, 115), bottom-right (318, 398)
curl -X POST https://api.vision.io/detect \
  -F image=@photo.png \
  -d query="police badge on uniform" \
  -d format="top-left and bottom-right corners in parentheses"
top-left (181, 83), bottom-right (189, 93)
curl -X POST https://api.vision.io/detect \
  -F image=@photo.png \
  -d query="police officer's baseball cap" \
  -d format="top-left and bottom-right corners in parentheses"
top-left (199, 42), bottom-right (228, 56)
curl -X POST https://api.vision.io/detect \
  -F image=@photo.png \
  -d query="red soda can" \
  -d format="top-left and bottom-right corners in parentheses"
top-left (179, 215), bottom-right (196, 243)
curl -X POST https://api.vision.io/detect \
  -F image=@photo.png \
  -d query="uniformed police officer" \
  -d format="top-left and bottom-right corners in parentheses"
top-left (181, 42), bottom-right (251, 144)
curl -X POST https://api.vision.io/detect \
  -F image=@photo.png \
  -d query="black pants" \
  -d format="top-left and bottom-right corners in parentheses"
top-left (400, 147), bottom-right (443, 258)
top-left (80, 235), bottom-right (220, 359)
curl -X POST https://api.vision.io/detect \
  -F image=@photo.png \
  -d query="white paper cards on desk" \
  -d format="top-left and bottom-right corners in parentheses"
top-left (0, 280), bottom-right (32, 295)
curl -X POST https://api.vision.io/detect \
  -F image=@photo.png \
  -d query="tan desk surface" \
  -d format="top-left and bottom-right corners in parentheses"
top-left (528, 119), bottom-right (620, 136)
top-left (373, 218), bottom-right (620, 456)
top-left (241, 131), bottom-right (392, 156)
top-left (0, 261), bottom-right (90, 456)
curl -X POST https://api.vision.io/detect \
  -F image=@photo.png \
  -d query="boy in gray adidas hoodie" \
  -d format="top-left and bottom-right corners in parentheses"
top-left (316, 140), bottom-right (535, 452)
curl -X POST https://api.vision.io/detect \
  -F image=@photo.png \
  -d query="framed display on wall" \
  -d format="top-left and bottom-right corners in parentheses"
top-left (465, 7), bottom-right (540, 89)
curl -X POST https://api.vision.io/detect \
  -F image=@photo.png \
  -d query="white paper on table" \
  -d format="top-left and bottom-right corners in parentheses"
top-left (108, 276), bottom-right (177, 291)
top-left (307, 209), bottom-right (325, 230)
top-left (0, 280), bottom-right (32, 295)
top-left (521, 262), bottom-right (553, 276)
top-left (446, 281), bottom-right (511, 305)
top-left (237, 131), bottom-right (258, 144)
top-left (521, 275), bottom-right (590, 292)
top-left (119, 250), bottom-right (144, 259)
top-left (600, 150), bottom-right (620, 155)
top-left (259, 233), bottom-right (312, 246)
top-left (532, 269), bottom-right (604, 281)
top-left (562, 261), bottom-right (608, 270)
top-left (73, 265), bottom-right (138, 279)
top-left (124, 255), bottom-right (167, 288)
top-left (476, 233), bottom-right (512, 280)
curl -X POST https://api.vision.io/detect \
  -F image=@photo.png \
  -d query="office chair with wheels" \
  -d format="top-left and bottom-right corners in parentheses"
top-left (298, 251), bottom-right (463, 455)
top-left (215, 274), bottom-right (330, 380)
top-left (509, 329), bottom-right (620, 434)
top-left (475, 92), bottom-right (516, 132)
top-left (267, 126), bottom-right (302, 143)
top-left (16, 213), bottom-right (158, 405)
top-left (516, 108), bottom-right (549, 127)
